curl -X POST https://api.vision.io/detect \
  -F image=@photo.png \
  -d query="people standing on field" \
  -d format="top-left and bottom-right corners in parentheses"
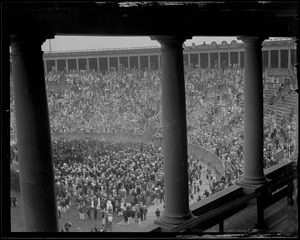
top-left (155, 208), bottom-right (160, 218)
top-left (92, 196), bottom-right (98, 220)
top-left (78, 203), bottom-right (85, 220)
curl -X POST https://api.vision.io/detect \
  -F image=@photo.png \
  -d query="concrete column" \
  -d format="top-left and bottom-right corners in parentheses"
top-left (198, 53), bottom-right (200, 69)
top-left (96, 57), bottom-right (99, 72)
top-left (208, 52), bottom-right (211, 68)
top-left (148, 55), bottom-right (151, 70)
top-left (267, 50), bottom-right (271, 68)
top-left (117, 57), bottom-right (120, 71)
top-left (66, 58), bottom-right (69, 73)
top-left (138, 56), bottom-right (141, 70)
top-left (288, 48), bottom-right (292, 69)
top-left (54, 59), bottom-right (58, 73)
top-left (158, 54), bottom-right (161, 70)
top-left (278, 50), bottom-right (281, 68)
top-left (86, 58), bottom-right (90, 71)
top-left (238, 51), bottom-right (241, 68)
top-left (237, 36), bottom-right (267, 187)
top-left (107, 57), bottom-right (110, 72)
top-left (76, 58), bottom-right (79, 72)
top-left (43, 60), bottom-right (47, 74)
top-left (10, 35), bottom-right (58, 232)
top-left (150, 36), bottom-right (194, 230)
top-left (127, 56), bottom-right (130, 70)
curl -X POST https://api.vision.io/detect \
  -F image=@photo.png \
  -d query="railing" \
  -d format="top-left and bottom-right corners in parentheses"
top-left (265, 38), bottom-right (294, 42)
top-left (43, 46), bottom-right (160, 54)
top-left (41, 39), bottom-right (295, 55)
top-left (255, 161), bottom-right (296, 229)
top-left (165, 161), bottom-right (296, 233)
top-left (263, 39), bottom-right (295, 47)
top-left (171, 185), bottom-right (256, 232)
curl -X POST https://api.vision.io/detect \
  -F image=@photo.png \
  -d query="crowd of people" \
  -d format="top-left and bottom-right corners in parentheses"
top-left (50, 139), bottom-right (222, 220)
top-left (10, 67), bottom-right (297, 231)
top-left (51, 139), bottom-right (163, 231)
top-left (45, 70), bottom-right (160, 134)
top-left (21, 138), bottom-right (216, 231)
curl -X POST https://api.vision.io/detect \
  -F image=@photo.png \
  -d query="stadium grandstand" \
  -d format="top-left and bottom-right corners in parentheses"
top-left (3, 0), bottom-right (299, 236)
top-left (9, 38), bottom-right (297, 74)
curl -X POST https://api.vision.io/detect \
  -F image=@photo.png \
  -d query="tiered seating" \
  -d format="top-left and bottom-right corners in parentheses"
top-left (264, 83), bottom-right (277, 105)
top-left (275, 92), bottom-right (297, 124)
top-left (264, 77), bottom-right (297, 127)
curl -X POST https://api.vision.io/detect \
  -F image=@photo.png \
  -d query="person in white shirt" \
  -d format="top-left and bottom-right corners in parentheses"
top-left (107, 213), bottom-right (113, 229)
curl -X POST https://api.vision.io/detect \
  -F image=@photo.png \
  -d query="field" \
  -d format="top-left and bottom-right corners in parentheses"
top-left (10, 190), bottom-right (124, 232)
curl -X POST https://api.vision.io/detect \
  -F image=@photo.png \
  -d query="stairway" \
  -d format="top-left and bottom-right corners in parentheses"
top-left (273, 91), bottom-right (297, 124)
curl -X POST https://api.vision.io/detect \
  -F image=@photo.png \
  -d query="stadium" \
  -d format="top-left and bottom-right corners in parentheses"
top-left (39, 38), bottom-right (297, 73)
top-left (4, 1), bottom-right (299, 236)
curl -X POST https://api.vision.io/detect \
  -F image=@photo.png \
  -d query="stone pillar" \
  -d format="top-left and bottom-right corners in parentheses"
top-left (150, 36), bottom-right (194, 230)
top-left (117, 57), bottom-right (120, 71)
top-left (138, 56), bottom-right (141, 70)
top-left (158, 54), bottom-right (161, 70)
top-left (267, 50), bottom-right (271, 68)
top-left (288, 48), bottom-right (292, 69)
top-left (10, 35), bottom-right (59, 232)
top-left (54, 59), bottom-right (58, 73)
top-left (86, 58), bottom-right (90, 71)
top-left (278, 49), bottom-right (281, 68)
top-left (96, 57), bottom-right (99, 72)
top-left (107, 57), bottom-right (110, 72)
top-left (76, 58), bottom-right (79, 72)
top-left (127, 56), bottom-right (130, 70)
top-left (148, 55), bottom-right (151, 70)
top-left (43, 60), bottom-right (47, 74)
top-left (66, 58), bottom-right (69, 73)
top-left (237, 36), bottom-right (267, 187)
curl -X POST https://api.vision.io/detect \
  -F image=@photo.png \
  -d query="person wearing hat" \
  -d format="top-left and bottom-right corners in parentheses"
top-left (92, 196), bottom-right (98, 220)
top-left (86, 201), bottom-right (91, 220)
top-left (142, 205), bottom-right (148, 221)
top-left (78, 203), bottom-right (85, 220)
top-left (155, 208), bottom-right (160, 218)
top-left (139, 204), bottom-right (144, 221)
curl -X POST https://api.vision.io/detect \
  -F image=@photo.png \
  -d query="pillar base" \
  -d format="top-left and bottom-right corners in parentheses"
top-left (154, 211), bottom-right (195, 231)
top-left (236, 176), bottom-right (268, 192)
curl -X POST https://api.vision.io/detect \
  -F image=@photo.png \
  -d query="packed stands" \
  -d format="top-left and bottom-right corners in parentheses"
top-left (10, 68), bottom-right (297, 223)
